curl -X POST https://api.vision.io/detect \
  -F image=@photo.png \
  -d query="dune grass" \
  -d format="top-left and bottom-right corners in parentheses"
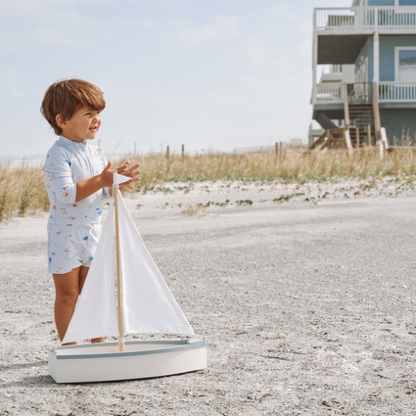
top-left (0, 163), bottom-right (50, 222)
top-left (1, 146), bottom-right (416, 222)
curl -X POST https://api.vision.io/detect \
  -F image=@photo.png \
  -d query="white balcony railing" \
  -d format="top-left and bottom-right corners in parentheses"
top-left (316, 83), bottom-right (344, 104)
top-left (316, 6), bottom-right (416, 34)
top-left (379, 82), bottom-right (416, 102)
top-left (315, 82), bottom-right (416, 105)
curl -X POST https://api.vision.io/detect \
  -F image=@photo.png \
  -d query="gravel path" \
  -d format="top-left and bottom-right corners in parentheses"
top-left (1, 183), bottom-right (416, 416)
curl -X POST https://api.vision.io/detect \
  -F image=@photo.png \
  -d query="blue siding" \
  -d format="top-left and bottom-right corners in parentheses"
top-left (380, 109), bottom-right (416, 144)
top-left (355, 35), bottom-right (416, 81)
top-left (366, 0), bottom-right (416, 4)
top-left (358, 1), bottom-right (416, 7)
top-left (368, 0), bottom-right (395, 5)
top-left (380, 36), bottom-right (416, 81)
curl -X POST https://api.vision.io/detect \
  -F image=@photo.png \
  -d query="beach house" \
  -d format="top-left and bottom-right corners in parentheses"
top-left (311, 0), bottom-right (416, 148)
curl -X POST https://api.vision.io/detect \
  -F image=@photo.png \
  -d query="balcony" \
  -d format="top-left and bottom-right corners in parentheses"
top-left (315, 82), bottom-right (416, 105)
top-left (378, 82), bottom-right (416, 102)
top-left (316, 6), bottom-right (416, 35)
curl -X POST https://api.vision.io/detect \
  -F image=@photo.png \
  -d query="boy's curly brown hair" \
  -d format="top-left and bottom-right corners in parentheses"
top-left (41, 79), bottom-right (106, 135)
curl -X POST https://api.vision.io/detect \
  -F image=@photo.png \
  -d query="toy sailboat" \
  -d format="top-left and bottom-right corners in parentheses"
top-left (48, 173), bottom-right (208, 383)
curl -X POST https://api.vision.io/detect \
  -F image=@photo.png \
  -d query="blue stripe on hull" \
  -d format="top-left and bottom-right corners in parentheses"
top-left (49, 338), bottom-right (208, 360)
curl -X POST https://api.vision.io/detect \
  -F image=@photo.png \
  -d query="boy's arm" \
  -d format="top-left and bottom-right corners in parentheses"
top-left (75, 160), bottom-right (140, 201)
top-left (75, 162), bottom-right (113, 202)
top-left (44, 149), bottom-right (114, 204)
top-left (44, 149), bottom-right (78, 204)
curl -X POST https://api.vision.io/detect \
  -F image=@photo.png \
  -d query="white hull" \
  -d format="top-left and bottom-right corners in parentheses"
top-left (48, 339), bottom-right (208, 383)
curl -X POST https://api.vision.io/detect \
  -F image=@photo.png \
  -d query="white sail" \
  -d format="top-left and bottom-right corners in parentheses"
top-left (113, 172), bottom-right (130, 185)
top-left (62, 203), bottom-right (119, 344)
top-left (118, 192), bottom-right (194, 336)
top-left (62, 189), bottom-right (194, 345)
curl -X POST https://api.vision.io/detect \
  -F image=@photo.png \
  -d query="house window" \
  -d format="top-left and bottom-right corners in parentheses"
top-left (396, 48), bottom-right (416, 81)
top-left (398, 0), bottom-right (416, 5)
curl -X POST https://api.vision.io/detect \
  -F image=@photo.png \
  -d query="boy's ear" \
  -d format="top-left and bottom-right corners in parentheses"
top-left (56, 114), bottom-right (68, 130)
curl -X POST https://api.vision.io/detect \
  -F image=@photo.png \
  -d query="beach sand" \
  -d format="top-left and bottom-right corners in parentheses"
top-left (1, 180), bottom-right (416, 415)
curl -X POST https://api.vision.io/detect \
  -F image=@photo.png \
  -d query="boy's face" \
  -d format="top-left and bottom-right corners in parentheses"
top-left (58, 107), bottom-right (101, 143)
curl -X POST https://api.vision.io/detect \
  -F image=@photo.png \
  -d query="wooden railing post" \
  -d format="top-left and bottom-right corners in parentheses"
top-left (372, 81), bottom-right (381, 142)
top-left (367, 125), bottom-right (372, 147)
top-left (356, 127), bottom-right (360, 149)
top-left (343, 83), bottom-right (353, 154)
top-left (182, 144), bottom-right (184, 158)
top-left (380, 127), bottom-right (389, 150)
top-left (166, 145), bottom-right (170, 161)
top-left (379, 140), bottom-right (384, 160)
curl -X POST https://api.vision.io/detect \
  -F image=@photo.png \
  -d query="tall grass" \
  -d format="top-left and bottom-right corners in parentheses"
top-left (1, 147), bottom-right (416, 222)
top-left (126, 146), bottom-right (416, 184)
top-left (0, 163), bottom-right (49, 222)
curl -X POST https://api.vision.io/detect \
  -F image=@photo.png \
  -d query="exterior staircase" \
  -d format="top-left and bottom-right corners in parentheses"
top-left (348, 103), bottom-right (375, 147)
top-left (309, 82), bottom-right (381, 151)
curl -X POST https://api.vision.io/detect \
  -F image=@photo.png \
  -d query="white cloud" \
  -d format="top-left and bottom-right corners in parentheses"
top-left (0, 0), bottom-right (71, 17)
top-left (175, 16), bottom-right (240, 46)
top-left (264, 3), bottom-right (288, 20)
top-left (240, 76), bottom-right (273, 91)
top-left (246, 37), bottom-right (287, 72)
top-left (0, 0), bottom-right (112, 17)
top-left (0, 6), bottom-right (117, 55)
top-left (0, 66), bottom-right (24, 97)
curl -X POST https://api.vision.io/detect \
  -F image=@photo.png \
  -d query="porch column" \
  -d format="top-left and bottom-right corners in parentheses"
top-left (373, 31), bottom-right (380, 83)
top-left (312, 9), bottom-right (318, 105)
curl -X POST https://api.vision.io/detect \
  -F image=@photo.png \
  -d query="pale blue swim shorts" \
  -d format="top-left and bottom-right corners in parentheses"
top-left (47, 223), bottom-right (102, 274)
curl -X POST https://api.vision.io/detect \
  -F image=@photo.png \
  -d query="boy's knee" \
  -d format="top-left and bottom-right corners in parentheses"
top-left (58, 287), bottom-right (78, 306)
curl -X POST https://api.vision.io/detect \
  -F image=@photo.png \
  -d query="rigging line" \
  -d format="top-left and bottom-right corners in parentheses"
top-left (110, 138), bottom-right (123, 158)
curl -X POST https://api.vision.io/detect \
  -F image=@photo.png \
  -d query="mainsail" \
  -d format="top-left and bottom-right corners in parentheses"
top-left (62, 204), bottom-right (119, 343)
top-left (62, 180), bottom-right (194, 345)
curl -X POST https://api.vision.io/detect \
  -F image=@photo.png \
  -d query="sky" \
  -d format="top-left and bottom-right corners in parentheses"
top-left (0, 0), bottom-right (350, 158)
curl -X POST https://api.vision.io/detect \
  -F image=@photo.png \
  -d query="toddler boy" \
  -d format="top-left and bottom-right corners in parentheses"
top-left (41, 79), bottom-right (140, 344)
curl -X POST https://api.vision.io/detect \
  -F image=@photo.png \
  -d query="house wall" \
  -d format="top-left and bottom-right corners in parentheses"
top-left (380, 109), bottom-right (416, 143)
top-left (354, 35), bottom-right (416, 81)
top-left (359, 0), bottom-right (416, 5)
top-left (352, 35), bottom-right (416, 144)
top-left (367, 0), bottom-right (395, 5)
top-left (380, 35), bottom-right (416, 80)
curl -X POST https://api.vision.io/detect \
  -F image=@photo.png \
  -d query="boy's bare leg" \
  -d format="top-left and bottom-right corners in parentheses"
top-left (53, 268), bottom-right (82, 346)
top-left (53, 266), bottom-right (105, 345)
top-left (79, 265), bottom-right (105, 344)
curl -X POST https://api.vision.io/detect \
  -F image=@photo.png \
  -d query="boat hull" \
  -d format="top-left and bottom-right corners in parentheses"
top-left (48, 338), bottom-right (208, 383)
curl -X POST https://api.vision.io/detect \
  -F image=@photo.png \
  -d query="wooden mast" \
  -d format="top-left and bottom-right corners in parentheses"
top-left (113, 183), bottom-right (127, 352)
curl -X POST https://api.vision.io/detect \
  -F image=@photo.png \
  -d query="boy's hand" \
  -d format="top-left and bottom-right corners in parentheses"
top-left (75, 161), bottom-right (113, 202)
top-left (100, 161), bottom-right (114, 187)
top-left (116, 160), bottom-right (141, 191)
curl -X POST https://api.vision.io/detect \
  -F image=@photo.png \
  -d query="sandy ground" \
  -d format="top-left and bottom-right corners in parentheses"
top-left (1, 179), bottom-right (416, 415)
